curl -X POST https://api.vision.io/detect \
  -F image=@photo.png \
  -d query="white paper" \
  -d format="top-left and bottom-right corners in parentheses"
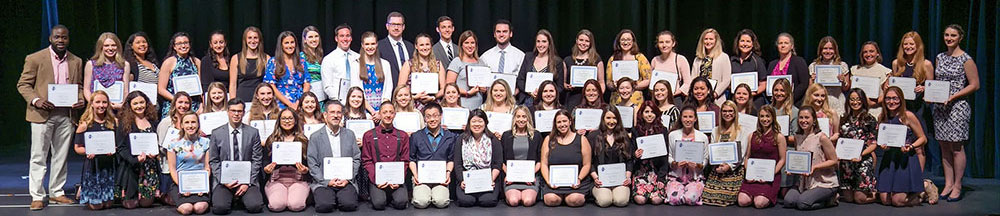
top-left (172, 74), bottom-right (203, 95)
top-left (739, 113), bottom-right (758, 133)
top-left (271, 142), bottom-right (302, 165)
top-left (569, 66), bottom-right (598, 87)
top-left (466, 65), bottom-right (493, 87)
top-left (548, 165), bottom-right (579, 187)
top-left (324, 79), bottom-right (350, 101)
top-left (923, 80), bottom-right (951, 103)
top-left (533, 109), bottom-right (559, 133)
top-left (129, 82), bottom-right (158, 105)
top-left (877, 123), bottom-right (908, 148)
top-left (814, 65), bottom-right (842, 86)
top-left (836, 138), bottom-right (865, 160)
top-left (304, 123), bottom-right (325, 136)
top-left (888, 77), bottom-right (917, 100)
top-left (129, 132), bottom-right (159, 155)
top-left (597, 163), bottom-right (626, 187)
top-left (636, 134), bottom-right (668, 159)
top-left (650, 70), bottom-right (679, 90)
top-left (163, 127), bottom-right (181, 147)
top-left (505, 160), bottom-right (536, 183)
top-left (766, 75), bottom-right (793, 96)
top-left (463, 169), bottom-right (494, 193)
top-left (199, 111), bottom-right (229, 135)
top-left (178, 170), bottom-right (210, 193)
top-left (323, 157), bottom-right (354, 180)
top-left (417, 161), bottom-right (447, 184)
top-left (615, 106), bottom-right (635, 128)
top-left (309, 80), bottom-right (326, 101)
top-left (220, 161), bottom-right (252, 184)
top-left (817, 118), bottom-right (831, 136)
top-left (250, 120), bottom-right (277, 141)
top-left (776, 115), bottom-right (790, 136)
top-left (524, 72), bottom-right (553, 94)
top-left (785, 151), bottom-right (813, 174)
top-left (574, 109), bottom-right (602, 130)
top-left (48, 84), bottom-right (79, 107)
top-left (745, 158), bottom-right (776, 182)
top-left (730, 72), bottom-right (759, 91)
top-left (393, 112), bottom-right (422, 133)
top-left (441, 108), bottom-right (470, 130)
top-left (661, 114), bottom-right (672, 128)
top-left (486, 112), bottom-right (513, 133)
top-left (92, 81), bottom-right (124, 104)
top-left (851, 76), bottom-right (881, 99)
top-left (708, 142), bottom-right (740, 165)
top-left (375, 161), bottom-right (405, 185)
top-left (697, 112), bottom-right (716, 133)
top-left (492, 73), bottom-right (518, 88)
top-left (611, 60), bottom-right (639, 82)
top-left (409, 73), bottom-right (440, 94)
top-left (345, 119), bottom-right (375, 135)
top-left (84, 131), bottom-right (116, 155)
top-left (675, 141), bottom-right (706, 164)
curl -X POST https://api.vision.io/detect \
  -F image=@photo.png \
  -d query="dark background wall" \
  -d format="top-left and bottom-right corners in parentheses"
top-left (2, 0), bottom-right (998, 178)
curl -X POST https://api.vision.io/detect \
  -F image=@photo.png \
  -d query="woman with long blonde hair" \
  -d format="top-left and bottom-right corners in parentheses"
top-left (801, 83), bottom-right (840, 141)
top-left (84, 32), bottom-right (132, 109)
top-left (74, 91), bottom-right (118, 210)
top-left (703, 100), bottom-right (751, 206)
top-left (690, 28), bottom-right (732, 105)
top-left (397, 33), bottom-right (444, 105)
top-left (807, 36), bottom-right (850, 114)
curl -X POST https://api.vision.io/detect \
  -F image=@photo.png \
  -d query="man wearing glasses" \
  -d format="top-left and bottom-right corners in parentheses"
top-left (377, 11), bottom-right (415, 88)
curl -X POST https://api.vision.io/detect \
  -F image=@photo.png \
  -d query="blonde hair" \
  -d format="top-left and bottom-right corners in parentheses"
top-left (481, 79), bottom-right (516, 112)
top-left (713, 100), bottom-right (741, 142)
top-left (695, 28), bottom-right (723, 59)
top-left (892, 31), bottom-right (928, 83)
top-left (239, 26), bottom-right (268, 76)
top-left (177, 111), bottom-right (200, 141)
top-left (90, 32), bottom-right (126, 68)
top-left (391, 85), bottom-right (416, 112)
top-left (79, 90), bottom-right (118, 129)
top-left (802, 83), bottom-right (835, 118)
top-left (409, 33), bottom-right (441, 74)
top-left (771, 78), bottom-right (795, 115)
top-left (511, 106), bottom-right (536, 138)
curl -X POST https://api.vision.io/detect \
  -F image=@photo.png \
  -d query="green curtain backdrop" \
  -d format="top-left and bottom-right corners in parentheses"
top-left (2, 0), bottom-right (998, 178)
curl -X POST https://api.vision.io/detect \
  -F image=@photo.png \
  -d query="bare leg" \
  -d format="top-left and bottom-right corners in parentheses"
top-left (505, 190), bottom-right (522, 206)
top-left (939, 142), bottom-right (955, 197)
top-left (916, 145), bottom-right (926, 171)
top-left (853, 191), bottom-right (876, 204)
top-left (543, 193), bottom-right (562, 206)
top-left (737, 192), bottom-right (752, 207)
top-left (521, 189), bottom-right (538, 207)
top-left (565, 193), bottom-right (586, 207)
top-left (193, 202), bottom-right (210, 214)
top-left (950, 141), bottom-right (967, 199)
top-left (633, 195), bottom-right (647, 205)
top-left (177, 203), bottom-right (193, 215)
top-left (753, 196), bottom-right (772, 209)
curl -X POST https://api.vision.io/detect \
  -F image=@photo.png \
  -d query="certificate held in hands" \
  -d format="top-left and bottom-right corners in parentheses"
top-left (178, 170), bottom-right (211, 193)
top-left (569, 66), bottom-right (598, 87)
top-left (708, 142), bottom-right (740, 165)
top-left (524, 72), bottom-right (554, 94)
top-left (548, 165), bottom-right (579, 187)
top-left (889, 77), bottom-right (917, 100)
top-left (271, 142), bottom-right (302, 165)
top-left (199, 111), bottom-right (229, 135)
top-left (250, 120), bottom-right (277, 141)
top-left (923, 80), bottom-right (951, 103)
top-left (785, 151), bottom-right (812, 174)
top-left (84, 131), bottom-right (116, 155)
top-left (505, 160), bottom-right (535, 183)
top-left (129, 133), bottom-right (159, 155)
top-left (409, 73), bottom-right (439, 94)
top-left (171, 74), bottom-right (203, 95)
top-left (323, 157), bottom-right (354, 180)
top-left (440, 108), bottom-right (469, 130)
top-left (766, 75), bottom-right (793, 96)
top-left (876, 123), bottom-right (907, 148)
top-left (635, 134), bottom-right (668, 159)
top-left (611, 60), bottom-right (639, 82)
top-left (616, 106), bottom-right (634, 128)
top-left (221, 161), bottom-right (252, 184)
top-left (48, 84), bottom-right (79, 107)
top-left (463, 169), bottom-right (494, 194)
top-left (836, 138), bottom-right (865, 160)
top-left (393, 112), bottom-right (422, 133)
top-left (697, 112), bottom-right (716, 133)
top-left (486, 112), bottom-right (513, 133)
top-left (534, 110), bottom-right (559, 132)
top-left (574, 109), bottom-right (602, 130)
top-left (675, 141), bottom-right (706, 165)
top-left (93, 81), bottom-right (124, 104)
top-left (851, 76), bottom-right (881, 99)
top-left (730, 72), bottom-right (759, 91)
top-left (650, 70), bottom-right (679, 90)
top-left (776, 115), bottom-right (791, 136)
top-left (375, 162), bottom-right (405, 185)
top-left (814, 65), bottom-right (842, 86)
top-left (597, 163), bottom-right (626, 187)
top-left (129, 82), bottom-right (158, 105)
top-left (417, 161), bottom-right (447, 184)
top-left (345, 119), bottom-right (375, 135)
top-left (466, 65), bottom-right (493, 87)
top-left (745, 159), bottom-right (777, 182)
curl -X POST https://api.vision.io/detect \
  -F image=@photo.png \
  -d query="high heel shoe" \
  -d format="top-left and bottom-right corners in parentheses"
top-left (946, 193), bottom-right (963, 202)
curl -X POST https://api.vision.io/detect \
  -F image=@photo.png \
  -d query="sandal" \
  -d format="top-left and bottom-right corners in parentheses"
top-left (924, 179), bottom-right (939, 204)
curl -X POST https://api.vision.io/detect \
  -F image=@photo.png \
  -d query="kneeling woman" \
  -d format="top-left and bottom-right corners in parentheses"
top-left (783, 107), bottom-right (839, 210)
top-left (587, 105), bottom-right (635, 207)
top-left (167, 112), bottom-right (211, 215)
top-left (540, 110), bottom-right (593, 207)
top-left (501, 106), bottom-right (543, 206)
top-left (666, 106), bottom-right (709, 206)
top-left (738, 106), bottom-right (787, 208)
top-left (262, 109), bottom-right (311, 212)
top-left (74, 91), bottom-right (117, 210)
top-left (876, 87), bottom-right (927, 207)
top-left (452, 109), bottom-right (504, 207)
top-left (116, 91), bottom-right (162, 208)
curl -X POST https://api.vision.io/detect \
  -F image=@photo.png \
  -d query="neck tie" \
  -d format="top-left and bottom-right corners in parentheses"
top-left (446, 44), bottom-right (454, 60)
top-left (344, 52), bottom-right (351, 79)
top-left (499, 50), bottom-right (506, 73)
top-left (232, 129), bottom-right (240, 160)
top-left (396, 42), bottom-right (407, 65)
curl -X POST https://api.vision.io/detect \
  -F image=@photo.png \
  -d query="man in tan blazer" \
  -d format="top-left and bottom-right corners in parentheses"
top-left (16, 25), bottom-right (84, 210)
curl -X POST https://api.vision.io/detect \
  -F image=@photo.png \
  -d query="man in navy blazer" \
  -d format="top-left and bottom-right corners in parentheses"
top-left (307, 101), bottom-right (361, 212)
top-left (408, 102), bottom-right (458, 208)
top-left (377, 11), bottom-right (414, 88)
top-left (208, 99), bottom-right (264, 214)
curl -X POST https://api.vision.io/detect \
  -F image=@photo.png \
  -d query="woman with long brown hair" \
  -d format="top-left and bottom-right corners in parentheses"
top-left (230, 26), bottom-right (270, 101)
top-left (116, 91), bottom-right (162, 209)
top-left (262, 109), bottom-right (311, 212)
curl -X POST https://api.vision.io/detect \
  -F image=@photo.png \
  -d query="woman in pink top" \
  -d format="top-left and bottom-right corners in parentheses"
top-left (262, 109), bottom-right (311, 212)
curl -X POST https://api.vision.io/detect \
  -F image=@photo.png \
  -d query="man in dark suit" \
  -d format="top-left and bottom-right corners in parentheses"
top-left (208, 99), bottom-right (264, 214)
top-left (307, 101), bottom-right (361, 212)
top-left (432, 16), bottom-right (459, 68)
top-left (17, 24), bottom-right (84, 210)
top-left (377, 11), bottom-right (414, 88)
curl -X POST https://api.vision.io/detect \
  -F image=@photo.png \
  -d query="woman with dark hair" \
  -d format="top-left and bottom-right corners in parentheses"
top-left (124, 32), bottom-right (160, 84)
top-left (729, 29), bottom-right (768, 107)
top-left (665, 105), bottom-right (710, 206)
top-left (737, 105), bottom-right (786, 209)
top-left (934, 24), bottom-right (979, 202)
top-left (116, 91), bottom-right (162, 209)
top-left (783, 106), bottom-right (839, 210)
top-left (577, 79), bottom-right (605, 109)
top-left (563, 29), bottom-right (606, 108)
top-left (587, 105), bottom-right (635, 207)
top-left (686, 76), bottom-right (721, 124)
top-left (651, 80), bottom-right (681, 128)
top-left (155, 91), bottom-right (193, 205)
top-left (539, 109), bottom-right (593, 207)
top-left (229, 26), bottom-right (270, 101)
top-left (200, 82), bottom-right (228, 113)
top-left (344, 86), bottom-right (371, 120)
top-left (630, 101), bottom-right (669, 205)
top-left (606, 29), bottom-right (652, 93)
top-left (837, 88), bottom-right (879, 204)
top-left (262, 109), bottom-right (311, 212)
top-left (264, 31), bottom-right (311, 110)
top-left (530, 80), bottom-right (562, 113)
top-left (158, 32), bottom-right (202, 118)
top-left (74, 91), bottom-right (118, 210)
top-left (847, 41), bottom-right (891, 117)
top-left (300, 26), bottom-right (324, 94)
top-left (876, 87), bottom-right (928, 207)
top-left (517, 29), bottom-right (565, 106)
top-left (298, 92), bottom-right (323, 124)
top-left (201, 31), bottom-right (230, 92)
top-left (452, 109), bottom-right (503, 207)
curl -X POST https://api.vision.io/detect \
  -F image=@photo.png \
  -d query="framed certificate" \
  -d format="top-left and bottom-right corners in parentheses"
top-left (250, 120), bottom-right (277, 141)
top-left (463, 169), bottom-right (494, 194)
top-left (597, 163), bottom-right (626, 187)
top-left (129, 132), bottom-right (159, 155)
top-left (441, 108), bottom-right (470, 130)
top-left (766, 75), bottom-right (793, 96)
top-left (674, 141), bottom-right (705, 164)
top-left (392, 112), bottom-right (422, 133)
top-left (697, 112), bottom-right (716, 133)
top-left (323, 157), bottom-right (354, 180)
top-left (569, 66), bottom-right (598, 87)
top-left (171, 74), bottom-right (203, 95)
top-left (84, 131), bottom-right (116, 155)
top-left (814, 65), bottom-right (842, 86)
top-left (48, 84), bottom-right (79, 107)
top-left (708, 142), bottom-right (740, 165)
top-left (923, 80), bottom-right (951, 103)
top-left (466, 65), bottom-right (493, 87)
top-left (409, 73), bottom-right (440, 94)
top-left (573, 109), bottom-right (602, 130)
top-left (505, 160), bottom-right (536, 183)
top-left (178, 170), bottom-right (211, 193)
top-left (776, 115), bottom-right (791, 136)
top-left (128, 82), bottom-right (158, 105)
top-left (730, 72), bottom-right (759, 91)
top-left (611, 60), bottom-right (639, 82)
top-left (836, 138), bottom-right (865, 160)
top-left (93, 81), bottom-right (124, 104)
top-left (533, 109), bottom-right (559, 132)
top-left (635, 134), bottom-right (668, 159)
top-left (851, 76), bottom-right (881, 99)
top-left (417, 161), bottom-right (447, 184)
top-left (888, 77), bottom-right (917, 100)
top-left (491, 73), bottom-right (517, 88)
top-left (817, 118), bottom-right (831, 136)
top-left (524, 72), bottom-right (554, 94)
top-left (548, 165), bottom-right (579, 187)
top-left (221, 161), bottom-right (252, 184)
top-left (738, 113), bottom-right (758, 132)
top-left (345, 119), bottom-right (375, 135)
top-left (785, 150), bottom-right (813, 174)
top-left (271, 142), bottom-right (302, 165)
top-left (615, 106), bottom-right (634, 128)
top-left (876, 123), bottom-right (908, 148)
top-left (304, 123), bottom-right (325, 137)
top-left (375, 161), bottom-right (405, 185)
top-left (745, 158), bottom-right (776, 182)
top-left (486, 112), bottom-right (513, 132)
top-left (199, 111), bottom-right (229, 135)
top-left (650, 70), bottom-right (679, 90)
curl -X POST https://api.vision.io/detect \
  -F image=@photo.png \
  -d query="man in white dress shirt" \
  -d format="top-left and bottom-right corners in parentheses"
top-left (321, 24), bottom-right (359, 103)
top-left (377, 11), bottom-right (414, 88)
top-left (432, 16), bottom-right (458, 68)
top-left (480, 19), bottom-right (524, 75)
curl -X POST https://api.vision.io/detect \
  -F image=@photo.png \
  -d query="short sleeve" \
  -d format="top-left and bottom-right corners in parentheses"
top-left (263, 58), bottom-right (277, 85)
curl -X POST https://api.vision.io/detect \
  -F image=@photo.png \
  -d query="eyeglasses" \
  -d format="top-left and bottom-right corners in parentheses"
top-left (885, 96), bottom-right (901, 101)
top-left (387, 23), bottom-right (404, 27)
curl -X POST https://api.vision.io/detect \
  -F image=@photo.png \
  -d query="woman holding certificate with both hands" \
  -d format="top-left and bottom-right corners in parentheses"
top-left (517, 30), bottom-right (564, 107)
top-left (263, 31), bottom-right (311, 110)
top-left (837, 89), bottom-right (880, 204)
top-left (158, 32), bottom-right (202, 118)
top-left (74, 91), bottom-right (117, 210)
top-left (651, 31), bottom-right (691, 100)
top-left (605, 29), bottom-right (652, 93)
top-left (397, 33), bottom-right (444, 107)
top-left (166, 111), bottom-right (210, 215)
top-left (703, 101), bottom-right (751, 206)
top-left (116, 91), bottom-right (162, 209)
top-left (83, 32), bottom-right (131, 110)
top-left (586, 105), bottom-right (635, 207)
top-left (261, 109), bottom-right (311, 212)
top-left (446, 30), bottom-right (487, 110)
top-left (562, 30), bottom-right (606, 109)
top-left (784, 106), bottom-right (838, 210)
top-left (502, 106), bottom-right (544, 207)
top-left (766, 33), bottom-right (809, 106)
top-left (540, 110), bottom-right (593, 207)
top-left (631, 101), bottom-right (670, 205)
top-left (666, 106), bottom-right (710, 206)
top-left (807, 36), bottom-right (850, 114)
top-left (876, 87), bottom-right (927, 207)
top-left (452, 109), bottom-right (504, 207)
top-left (737, 106), bottom-right (786, 209)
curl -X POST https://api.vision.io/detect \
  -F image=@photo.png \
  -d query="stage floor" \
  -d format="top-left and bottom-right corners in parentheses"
top-left (1, 145), bottom-right (997, 215)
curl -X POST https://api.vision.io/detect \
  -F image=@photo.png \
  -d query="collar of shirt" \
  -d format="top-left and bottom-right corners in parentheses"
top-left (388, 37), bottom-right (405, 46)
top-left (424, 127), bottom-right (441, 138)
top-left (439, 39), bottom-right (452, 48)
top-left (49, 46), bottom-right (66, 62)
top-left (228, 123), bottom-right (241, 135)
top-left (327, 125), bottom-right (342, 137)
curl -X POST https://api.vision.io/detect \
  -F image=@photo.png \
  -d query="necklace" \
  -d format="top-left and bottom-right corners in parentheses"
top-left (574, 58), bottom-right (586, 65)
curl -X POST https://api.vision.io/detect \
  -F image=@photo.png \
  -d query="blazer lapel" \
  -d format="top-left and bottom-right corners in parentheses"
top-left (240, 124), bottom-right (254, 160)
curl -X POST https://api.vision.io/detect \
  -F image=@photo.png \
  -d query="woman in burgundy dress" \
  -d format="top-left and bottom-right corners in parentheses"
top-left (738, 105), bottom-right (787, 208)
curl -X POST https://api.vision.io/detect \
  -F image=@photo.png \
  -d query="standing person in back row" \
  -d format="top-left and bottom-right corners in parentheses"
top-left (433, 16), bottom-right (459, 68)
top-left (321, 24), bottom-right (360, 103)
top-left (378, 11), bottom-right (414, 88)
top-left (18, 24), bottom-right (84, 210)
top-left (481, 20), bottom-right (525, 97)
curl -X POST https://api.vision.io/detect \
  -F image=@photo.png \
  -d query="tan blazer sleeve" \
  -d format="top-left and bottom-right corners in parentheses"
top-left (17, 54), bottom-right (41, 103)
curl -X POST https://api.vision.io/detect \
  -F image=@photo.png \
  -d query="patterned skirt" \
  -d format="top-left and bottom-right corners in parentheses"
top-left (837, 155), bottom-right (877, 192)
top-left (701, 166), bottom-right (744, 206)
top-left (79, 158), bottom-right (115, 205)
top-left (631, 160), bottom-right (667, 199)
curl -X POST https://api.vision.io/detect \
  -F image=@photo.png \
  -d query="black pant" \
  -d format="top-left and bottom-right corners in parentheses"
top-left (369, 184), bottom-right (408, 210)
top-left (455, 183), bottom-right (500, 207)
top-left (211, 184), bottom-right (264, 214)
top-left (313, 185), bottom-right (359, 212)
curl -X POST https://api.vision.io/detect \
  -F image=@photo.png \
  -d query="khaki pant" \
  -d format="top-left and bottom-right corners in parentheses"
top-left (592, 186), bottom-right (630, 207)
top-left (411, 184), bottom-right (450, 208)
top-left (28, 109), bottom-right (73, 201)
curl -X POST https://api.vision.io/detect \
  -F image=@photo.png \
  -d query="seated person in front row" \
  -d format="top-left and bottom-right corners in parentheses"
top-left (208, 99), bottom-right (264, 214)
top-left (306, 101), bottom-right (361, 212)
top-left (361, 103), bottom-right (411, 210)
top-left (409, 102), bottom-right (458, 209)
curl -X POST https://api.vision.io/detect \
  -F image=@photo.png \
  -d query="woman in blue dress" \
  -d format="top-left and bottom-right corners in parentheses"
top-left (264, 31), bottom-right (311, 110)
